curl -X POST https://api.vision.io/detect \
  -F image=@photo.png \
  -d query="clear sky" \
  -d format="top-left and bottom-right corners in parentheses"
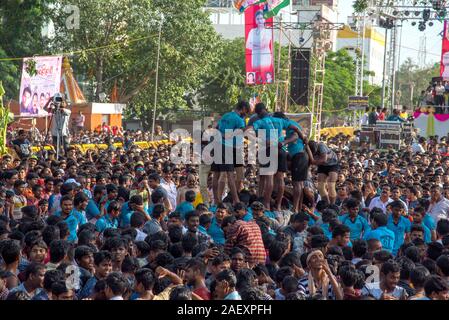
top-left (336, 0), bottom-right (442, 67)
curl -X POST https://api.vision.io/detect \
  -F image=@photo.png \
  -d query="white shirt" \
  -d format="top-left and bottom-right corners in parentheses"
top-left (50, 108), bottom-right (72, 137)
top-left (135, 228), bottom-right (147, 242)
top-left (110, 296), bottom-right (124, 300)
top-left (368, 196), bottom-right (393, 214)
top-left (411, 142), bottom-right (425, 154)
top-left (362, 282), bottom-right (407, 300)
top-left (428, 197), bottom-right (449, 222)
top-left (361, 113), bottom-right (369, 126)
top-left (160, 179), bottom-right (177, 209)
top-left (436, 85), bottom-right (446, 95)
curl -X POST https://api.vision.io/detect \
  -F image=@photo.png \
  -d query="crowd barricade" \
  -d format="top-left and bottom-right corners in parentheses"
top-left (320, 127), bottom-right (355, 138)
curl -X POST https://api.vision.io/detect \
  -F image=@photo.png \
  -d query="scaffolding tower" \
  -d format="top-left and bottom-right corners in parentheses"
top-left (267, 17), bottom-right (343, 140)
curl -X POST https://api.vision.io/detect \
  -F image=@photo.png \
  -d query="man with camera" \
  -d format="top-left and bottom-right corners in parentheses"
top-left (44, 93), bottom-right (72, 157)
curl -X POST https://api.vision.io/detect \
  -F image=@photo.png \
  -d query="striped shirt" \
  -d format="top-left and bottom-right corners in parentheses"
top-left (297, 275), bottom-right (335, 300)
top-left (224, 220), bottom-right (266, 266)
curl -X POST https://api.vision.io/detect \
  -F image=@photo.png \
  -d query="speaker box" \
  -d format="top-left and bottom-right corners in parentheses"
top-left (291, 49), bottom-right (310, 105)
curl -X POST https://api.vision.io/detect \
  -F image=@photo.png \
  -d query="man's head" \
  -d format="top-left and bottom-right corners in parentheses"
top-left (74, 245), bottom-right (95, 271)
top-left (410, 224), bottom-right (425, 242)
top-left (51, 281), bottom-right (74, 300)
top-left (24, 263), bottom-right (46, 289)
top-left (380, 261), bottom-right (401, 291)
top-left (185, 258), bottom-right (207, 286)
top-left (424, 275), bottom-right (449, 300)
top-left (215, 204), bottom-right (229, 223)
top-left (233, 203), bottom-right (247, 220)
top-left (185, 211), bottom-right (200, 233)
top-left (390, 200), bottom-right (405, 217)
top-left (60, 195), bottom-right (73, 216)
top-left (331, 224), bottom-right (351, 247)
top-left (134, 268), bottom-right (155, 294)
top-left (431, 185), bottom-right (442, 202)
top-left (94, 251), bottom-right (113, 279)
top-left (105, 272), bottom-right (128, 299)
top-left (290, 211), bottom-right (309, 233)
top-left (214, 269), bottom-right (237, 299)
top-left (346, 198), bottom-right (359, 218)
top-left (236, 100), bottom-right (251, 117)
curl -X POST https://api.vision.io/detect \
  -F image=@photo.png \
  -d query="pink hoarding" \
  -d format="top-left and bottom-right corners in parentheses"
top-left (441, 21), bottom-right (449, 79)
top-left (19, 56), bottom-right (63, 117)
top-left (245, 4), bottom-right (274, 86)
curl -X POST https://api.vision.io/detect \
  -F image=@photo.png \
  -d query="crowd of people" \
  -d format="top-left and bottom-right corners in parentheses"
top-left (1, 99), bottom-right (449, 301)
top-left (420, 80), bottom-right (449, 111)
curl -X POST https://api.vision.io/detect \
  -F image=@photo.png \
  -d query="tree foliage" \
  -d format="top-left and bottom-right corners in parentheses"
top-left (0, 0), bottom-right (55, 99)
top-left (395, 58), bottom-right (440, 107)
top-left (47, 0), bottom-right (222, 128)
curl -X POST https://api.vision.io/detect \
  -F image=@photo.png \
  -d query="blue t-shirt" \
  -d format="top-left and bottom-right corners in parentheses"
top-left (307, 211), bottom-right (321, 227)
top-left (253, 116), bottom-right (290, 145)
top-left (339, 214), bottom-right (371, 241)
top-left (321, 223), bottom-right (332, 240)
top-left (423, 214), bottom-right (436, 231)
top-left (54, 210), bottom-right (81, 242)
top-left (119, 202), bottom-right (133, 228)
top-left (242, 209), bottom-right (253, 222)
top-left (286, 120), bottom-right (304, 155)
top-left (85, 199), bottom-right (101, 221)
top-left (175, 201), bottom-right (195, 220)
top-left (71, 208), bottom-right (88, 226)
top-left (95, 214), bottom-right (119, 233)
top-left (218, 111), bottom-right (246, 147)
top-left (364, 226), bottom-right (396, 253)
top-left (208, 217), bottom-right (225, 245)
top-left (421, 223), bottom-right (432, 244)
top-left (387, 215), bottom-right (411, 255)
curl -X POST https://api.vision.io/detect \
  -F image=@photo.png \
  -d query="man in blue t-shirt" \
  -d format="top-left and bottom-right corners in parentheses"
top-left (386, 201), bottom-right (411, 256)
top-left (95, 201), bottom-right (121, 234)
top-left (364, 209), bottom-right (395, 253)
top-left (212, 101), bottom-right (251, 206)
top-left (57, 195), bottom-right (80, 242)
top-left (175, 190), bottom-right (196, 220)
top-left (412, 206), bottom-right (434, 243)
top-left (339, 198), bottom-right (371, 241)
top-left (246, 105), bottom-right (303, 211)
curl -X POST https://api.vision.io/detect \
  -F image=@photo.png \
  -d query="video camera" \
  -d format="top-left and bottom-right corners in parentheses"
top-left (49, 93), bottom-right (64, 111)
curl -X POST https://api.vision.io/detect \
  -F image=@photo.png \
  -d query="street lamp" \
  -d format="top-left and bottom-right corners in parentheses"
top-left (151, 12), bottom-right (165, 141)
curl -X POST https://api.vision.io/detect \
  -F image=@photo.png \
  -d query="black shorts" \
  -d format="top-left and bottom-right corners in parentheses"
top-left (291, 152), bottom-right (309, 182)
top-left (277, 149), bottom-right (288, 173)
top-left (317, 163), bottom-right (340, 175)
top-left (259, 146), bottom-right (287, 173)
top-left (211, 145), bottom-right (242, 172)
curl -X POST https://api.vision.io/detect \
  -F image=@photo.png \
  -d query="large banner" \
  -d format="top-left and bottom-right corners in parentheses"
top-left (245, 3), bottom-right (274, 86)
top-left (441, 20), bottom-right (449, 79)
top-left (19, 56), bottom-right (63, 117)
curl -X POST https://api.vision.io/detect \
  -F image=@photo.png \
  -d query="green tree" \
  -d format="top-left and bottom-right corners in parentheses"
top-left (48, 0), bottom-right (221, 128)
top-left (396, 58), bottom-right (439, 108)
top-left (0, 0), bottom-right (56, 99)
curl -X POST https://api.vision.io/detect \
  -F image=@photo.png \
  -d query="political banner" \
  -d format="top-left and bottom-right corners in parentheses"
top-left (441, 20), bottom-right (449, 79)
top-left (245, 3), bottom-right (274, 86)
top-left (285, 113), bottom-right (313, 137)
top-left (19, 56), bottom-right (63, 117)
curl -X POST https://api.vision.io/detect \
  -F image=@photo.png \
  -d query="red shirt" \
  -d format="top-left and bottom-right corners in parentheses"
top-left (193, 287), bottom-right (211, 300)
top-left (225, 220), bottom-right (266, 266)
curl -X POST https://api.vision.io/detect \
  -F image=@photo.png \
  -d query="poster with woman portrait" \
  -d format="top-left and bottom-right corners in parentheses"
top-left (441, 21), bottom-right (449, 80)
top-left (19, 56), bottom-right (62, 117)
top-left (245, 3), bottom-right (274, 86)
